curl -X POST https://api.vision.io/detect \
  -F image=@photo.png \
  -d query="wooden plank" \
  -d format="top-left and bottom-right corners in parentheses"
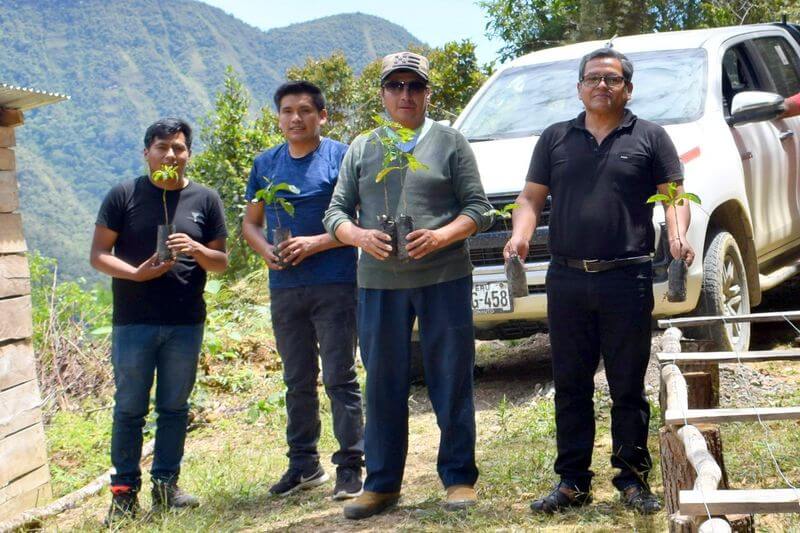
top-left (0, 170), bottom-right (19, 213)
top-left (0, 148), bottom-right (14, 171)
top-left (0, 127), bottom-right (14, 148)
top-left (0, 213), bottom-right (26, 253)
top-left (0, 465), bottom-right (49, 503)
top-left (0, 423), bottom-right (48, 487)
top-left (659, 349), bottom-right (800, 364)
top-left (0, 295), bottom-right (32, 342)
top-left (0, 254), bottom-right (30, 298)
top-left (680, 488), bottom-right (800, 515)
top-left (0, 380), bottom-right (43, 439)
top-left (659, 311), bottom-right (800, 328)
top-left (666, 406), bottom-right (800, 426)
top-left (0, 482), bottom-right (51, 522)
top-left (0, 109), bottom-right (23, 128)
top-left (0, 340), bottom-right (35, 391)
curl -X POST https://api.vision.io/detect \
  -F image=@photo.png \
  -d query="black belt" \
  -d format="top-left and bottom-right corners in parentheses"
top-left (550, 255), bottom-right (651, 273)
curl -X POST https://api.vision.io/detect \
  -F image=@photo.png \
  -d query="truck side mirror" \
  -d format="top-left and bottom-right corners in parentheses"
top-left (728, 90), bottom-right (785, 126)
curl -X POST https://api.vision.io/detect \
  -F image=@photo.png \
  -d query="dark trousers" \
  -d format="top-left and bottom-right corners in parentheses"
top-left (270, 283), bottom-right (364, 469)
top-left (358, 276), bottom-right (479, 493)
top-left (110, 323), bottom-right (204, 489)
top-left (546, 261), bottom-right (654, 491)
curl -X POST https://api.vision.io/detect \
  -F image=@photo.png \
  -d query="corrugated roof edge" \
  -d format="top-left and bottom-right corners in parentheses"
top-left (0, 83), bottom-right (70, 111)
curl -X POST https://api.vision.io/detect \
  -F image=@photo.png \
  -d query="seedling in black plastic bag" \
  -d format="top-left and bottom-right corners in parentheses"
top-left (254, 179), bottom-right (300, 268)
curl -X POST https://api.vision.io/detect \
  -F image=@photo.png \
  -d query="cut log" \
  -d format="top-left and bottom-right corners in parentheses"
top-left (658, 350), bottom-right (800, 363)
top-left (660, 424), bottom-right (729, 515)
top-left (0, 127), bottom-right (14, 148)
top-left (0, 149), bottom-right (14, 171)
top-left (0, 465), bottom-right (50, 521)
top-left (680, 488), bottom-right (800, 515)
top-left (0, 379), bottom-right (43, 439)
top-left (0, 340), bottom-right (35, 391)
top-left (682, 368), bottom-right (718, 409)
top-left (662, 364), bottom-right (689, 413)
top-left (0, 213), bottom-right (26, 253)
top-left (668, 513), bottom-right (695, 532)
top-left (665, 407), bottom-right (800, 425)
top-left (0, 170), bottom-right (18, 213)
top-left (659, 311), bottom-right (800, 328)
top-left (0, 295), bottom-right (32, 342)
top-left (698, 518), bottom-right (732, 532)
top-left (0, 254), bottom-right (30, 299)
top-left (0, 109), bottom-right (23, 128)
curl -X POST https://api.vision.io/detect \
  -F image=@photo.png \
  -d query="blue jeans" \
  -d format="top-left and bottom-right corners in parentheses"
top-left (110, 323), bottom-right (204, 488)
top-left (358, 276), bottom-right (479, 493)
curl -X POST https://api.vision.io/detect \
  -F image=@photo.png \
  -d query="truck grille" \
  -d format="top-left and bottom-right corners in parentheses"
top-left (468, 194), bottom-right (551, 268)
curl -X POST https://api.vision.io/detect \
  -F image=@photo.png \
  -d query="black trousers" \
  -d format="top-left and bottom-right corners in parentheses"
top-left (546, 261), bottom-right (654, 492)
top-left (270, 283), bottom-right (364, 469)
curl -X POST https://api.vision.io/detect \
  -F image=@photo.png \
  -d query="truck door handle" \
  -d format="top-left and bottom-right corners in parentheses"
top-left (779, 130), bottom-right (794, 141)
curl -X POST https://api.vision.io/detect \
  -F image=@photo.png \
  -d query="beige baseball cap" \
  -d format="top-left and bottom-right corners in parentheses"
top-left (380, 51), bottom-right (430, 82)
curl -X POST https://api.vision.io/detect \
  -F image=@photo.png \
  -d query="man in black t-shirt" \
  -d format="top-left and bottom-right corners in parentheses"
top-left (90, 118), bottom-right (228, 523)
top-left (505, 48), bottom-right (694, 515)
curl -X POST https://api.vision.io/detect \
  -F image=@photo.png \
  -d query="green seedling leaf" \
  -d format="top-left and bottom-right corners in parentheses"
top-left (485, 203), bottom-right (520, 219)
top-left (205, 279), bottom-right (222, 295)
top-left (151, 164), bottom-right (179, 182)
top-left (677, 192), bottom-right (702, 205)
top-left (646, 193), bottom-right (671, 204)
top-left (270, 182), bottom-right (301, 195)
top-left (376, 166), bottom-right (401, 183)
top-left (406, 157), bottom-right (429, 172)
top-left (278, 198), bottom-right (295, 217)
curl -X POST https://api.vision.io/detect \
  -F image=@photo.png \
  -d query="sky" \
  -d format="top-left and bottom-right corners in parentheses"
top-left (198, 0), bottom-right (502, 66)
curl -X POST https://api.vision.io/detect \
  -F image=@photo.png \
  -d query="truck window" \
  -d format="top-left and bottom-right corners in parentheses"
top-left (458, 48), bottom-right (706, 140)
top-left (750, 37), bottom-right (800, 97)
top-left (721, 46), bottom-right (758, 115)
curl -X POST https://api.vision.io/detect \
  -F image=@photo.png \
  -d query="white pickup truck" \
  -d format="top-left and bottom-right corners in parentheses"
top-left (456, 23), bottom-right (800, 352)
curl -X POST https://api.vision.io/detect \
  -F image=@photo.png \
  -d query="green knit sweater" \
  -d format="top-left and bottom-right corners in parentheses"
top-left (323, 121), bottom-right (493, 289)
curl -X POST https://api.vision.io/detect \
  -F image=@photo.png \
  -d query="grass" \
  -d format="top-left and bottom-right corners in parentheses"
top-left (39, 340), bottom-right (800, 531)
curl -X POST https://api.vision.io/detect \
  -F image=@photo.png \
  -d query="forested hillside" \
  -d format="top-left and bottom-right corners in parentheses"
top-left (0, 0), bottom-right (421, 279)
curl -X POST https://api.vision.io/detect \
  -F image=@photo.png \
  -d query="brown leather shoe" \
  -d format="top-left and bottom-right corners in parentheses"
top-left (445, 485), bottom-right (477, 511)
top-left (343, 490), bottom-right (400, 520)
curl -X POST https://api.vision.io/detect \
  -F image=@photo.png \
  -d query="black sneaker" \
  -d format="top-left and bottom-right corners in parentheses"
top-left (104, 485), bottom-right (139, 526)
top-left (151, 478), bottom-right (200, 511)
top-left (530, 481), bottom-right (592, 514)
top-left (621, 483), bottom-right (661, 514)
top-left (269, 464), bottom-right (329, 497)
top-left (333, 466), bottom-right (363, 500)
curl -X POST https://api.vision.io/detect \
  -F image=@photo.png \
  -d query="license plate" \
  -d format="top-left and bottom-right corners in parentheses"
top-left (472, 281), bottom-right (513, 314)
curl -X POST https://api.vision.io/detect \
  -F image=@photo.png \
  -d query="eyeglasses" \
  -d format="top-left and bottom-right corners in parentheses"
top-left (580, 75), bottom-right (626, 88)
top-left (382, 80), bottom-right (428, 94)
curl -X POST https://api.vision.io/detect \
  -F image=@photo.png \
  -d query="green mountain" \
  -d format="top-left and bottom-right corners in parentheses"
top-left (0, 0), bottom-right (422, 279)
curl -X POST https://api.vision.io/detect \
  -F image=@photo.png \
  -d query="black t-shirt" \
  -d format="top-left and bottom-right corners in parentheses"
top-left (527, 109), bottom-right (682, 260)
top-left (95, 175), bottom-right (228, 325)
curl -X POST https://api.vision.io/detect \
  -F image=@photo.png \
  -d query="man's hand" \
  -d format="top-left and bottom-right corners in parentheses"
top-left (279, 235), bottom-right (323, 266)
top-left (670, 237), bottom-right (695, 266)
top-left (166, 233), bottom-right (201, 257)
top-left (133, 253), bottom-right (174, 282)
top-left (406, 228), bottom-right (444, 260)
top-left (353, 228), bottom-right (393, 260)
top-left (261, 243), bottom-right (284, 270)
top-left (503, 235), bottom-right (530, 261)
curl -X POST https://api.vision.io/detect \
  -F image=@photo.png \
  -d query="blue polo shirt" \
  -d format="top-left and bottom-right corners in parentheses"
top-left (245, 138), bottom-right (356, 289)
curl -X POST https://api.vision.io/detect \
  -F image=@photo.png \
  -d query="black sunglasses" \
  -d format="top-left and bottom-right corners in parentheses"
top-left (382, 80), bottom-right (428, 94)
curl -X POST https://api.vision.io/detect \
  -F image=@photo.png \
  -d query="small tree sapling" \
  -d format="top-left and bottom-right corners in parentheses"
top-left (486, 203), bottom-right (527, 298)
top-left (372, 115), bottom-right (429, 261)
top-left (151, 164), bottom-right (179, 262)
top-left (647, 182), bottom-right (701, 302)
top-left (254, 179), bottom-right (300, 268)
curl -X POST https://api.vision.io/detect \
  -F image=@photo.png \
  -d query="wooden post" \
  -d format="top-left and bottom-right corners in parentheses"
top-left (0, 110), bottom-right (52, 521)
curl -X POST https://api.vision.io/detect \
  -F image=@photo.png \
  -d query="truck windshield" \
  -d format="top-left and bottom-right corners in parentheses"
top-left (459, 48), bottom-right (707, 140)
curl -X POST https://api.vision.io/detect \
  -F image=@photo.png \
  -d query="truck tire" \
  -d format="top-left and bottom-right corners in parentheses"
top-left (696, 229), bottom-right (751, 352)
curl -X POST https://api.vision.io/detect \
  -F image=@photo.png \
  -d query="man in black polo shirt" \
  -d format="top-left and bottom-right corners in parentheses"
top-left (505, 48), bottom-right (693, 514)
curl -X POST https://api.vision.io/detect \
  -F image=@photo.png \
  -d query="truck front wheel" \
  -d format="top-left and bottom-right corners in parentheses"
top-left (696, 229), bottom-right (751, 351)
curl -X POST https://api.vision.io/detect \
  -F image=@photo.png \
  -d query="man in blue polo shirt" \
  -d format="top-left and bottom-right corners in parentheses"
top-left (242, 81), bottom-right (363, 499)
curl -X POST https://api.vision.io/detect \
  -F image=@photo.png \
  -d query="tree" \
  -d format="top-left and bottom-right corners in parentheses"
top-left (286, 52), bottom-right (356, 141)
top-left (190, 67), bottom-right (283, 279)
top-left (413, 40), bottom-right (490, 122)
top-left (480, 0), bottom-right (798, 63)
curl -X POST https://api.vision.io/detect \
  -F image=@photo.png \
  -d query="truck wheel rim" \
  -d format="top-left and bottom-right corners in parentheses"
top-left (722, 251), bottom-right (748, 347)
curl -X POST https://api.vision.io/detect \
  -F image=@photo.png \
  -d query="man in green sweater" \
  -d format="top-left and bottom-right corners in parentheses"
top-left (323, 51), bottom-right (492, 519)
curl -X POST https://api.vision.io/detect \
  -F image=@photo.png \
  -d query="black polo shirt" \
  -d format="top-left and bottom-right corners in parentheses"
top-left (527, 109), bottom-right (682, 260)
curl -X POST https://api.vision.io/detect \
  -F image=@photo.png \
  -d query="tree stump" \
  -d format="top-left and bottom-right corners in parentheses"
top-left (680, 363), bottom-right (719, 408)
